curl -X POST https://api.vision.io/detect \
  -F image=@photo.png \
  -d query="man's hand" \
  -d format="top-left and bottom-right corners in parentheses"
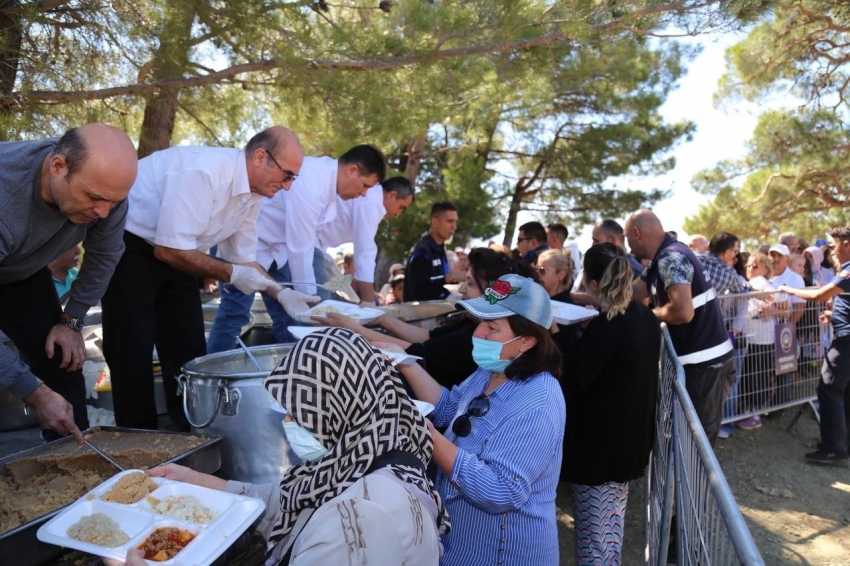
top-left (320, 311), bottom-right (358, 329)
top-left (45, 324), bottom-right (86, 371)
top-left (820, 310), bottom-right (833, 325)
top-left (22, 384), bottom-right (84, 443)
top-left (230, 264), bottom-right (280, 295)
top-left (277, 288), bottom-right (321, 317)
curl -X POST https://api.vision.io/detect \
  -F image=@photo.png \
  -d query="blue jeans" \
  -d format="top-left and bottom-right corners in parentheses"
top-left (206, 249), bottom-right (330, 353)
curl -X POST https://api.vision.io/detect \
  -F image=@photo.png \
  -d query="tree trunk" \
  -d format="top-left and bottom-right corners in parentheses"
top-left (0, 0), bottom-right (22, 136)
top-left (135, 6), bottom-right (196, 158)
top-left (502, 180), bottom-right (526, 248)
top-left (404, 135), bottom-right (426, 184)
top-left (137, 90), bottom-right (180, 158)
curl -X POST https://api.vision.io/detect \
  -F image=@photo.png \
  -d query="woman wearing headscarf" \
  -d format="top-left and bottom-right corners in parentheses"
top-left (804, 245), bottom-right (834, 287)
top-left (556, 243), bottom-right (660, 565)
top-left (382, 274), bottom-right (564, 565)
top-left (137, 327), bottom-right (449, 565)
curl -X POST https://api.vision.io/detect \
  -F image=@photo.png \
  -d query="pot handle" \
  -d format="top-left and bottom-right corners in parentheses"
top-left (178, 374), bottom-right (223, 429)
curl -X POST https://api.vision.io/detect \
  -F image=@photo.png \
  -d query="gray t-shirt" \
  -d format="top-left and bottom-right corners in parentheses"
top-left (0, 137), bottom-right (129, 398)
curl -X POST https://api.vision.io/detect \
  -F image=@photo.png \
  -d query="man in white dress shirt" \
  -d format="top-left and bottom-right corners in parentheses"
top-left (102, 126), bottom-right (306, 430)
top-left (207, 145), bottom-right (387, 352)
top-left (318, 176), bottom-right (413, 305)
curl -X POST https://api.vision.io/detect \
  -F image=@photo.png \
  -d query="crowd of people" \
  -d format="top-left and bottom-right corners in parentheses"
top-left (2, 121), bottom-right (849, 565)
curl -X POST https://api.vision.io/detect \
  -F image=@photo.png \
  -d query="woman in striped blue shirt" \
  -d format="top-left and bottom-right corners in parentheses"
top-left (388, 274), bottom-right (565, 565)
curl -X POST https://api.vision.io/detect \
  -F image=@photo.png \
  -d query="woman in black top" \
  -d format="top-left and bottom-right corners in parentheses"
top-left (322, 248), bottom-right (535, 388)
top-left (558, 243), bottom-right (660, 565)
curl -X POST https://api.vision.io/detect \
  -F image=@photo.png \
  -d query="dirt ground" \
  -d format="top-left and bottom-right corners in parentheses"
top-left (555, 407), bottom-right (850, 565)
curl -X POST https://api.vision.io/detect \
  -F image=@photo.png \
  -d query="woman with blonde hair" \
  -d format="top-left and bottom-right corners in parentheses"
top-left (558, 243), bottom-right (660, 565)
top-left (536, 248), bottom-right (573, 302)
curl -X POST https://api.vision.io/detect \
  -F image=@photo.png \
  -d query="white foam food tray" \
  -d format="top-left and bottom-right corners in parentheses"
top-left (296, 300), bottom-right (384, 325)
top-left (551, 300), bottom-right (599, 325)
top-left (37, 469), bottom-right (264, 565)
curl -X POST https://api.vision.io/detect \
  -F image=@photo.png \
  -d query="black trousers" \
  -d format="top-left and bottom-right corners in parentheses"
top-left (101, 232), bottom-right (206, 430)
top-left (684, 356), bottom-right (735, 448)
top-left (0, 267), bottom-right (89, 437)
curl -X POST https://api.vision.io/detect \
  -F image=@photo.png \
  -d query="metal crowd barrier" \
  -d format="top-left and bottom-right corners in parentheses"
top-left (645, 325), bottom-right (763, 565)
top-left (716, 290), bottom-right (826, 426)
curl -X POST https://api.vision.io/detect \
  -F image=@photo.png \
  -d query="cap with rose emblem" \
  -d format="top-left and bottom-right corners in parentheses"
top-left (456, 274), bottom-right (552, 328)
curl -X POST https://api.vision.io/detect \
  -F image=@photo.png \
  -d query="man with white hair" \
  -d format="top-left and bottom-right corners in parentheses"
top-left (686, 234), bottom-right (709, 254)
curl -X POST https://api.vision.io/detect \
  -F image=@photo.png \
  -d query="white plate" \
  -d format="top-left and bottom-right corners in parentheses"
top-left (551, 300), bottom-right (598, 325)
top-left (296, 300), bottom-right (384, 325)
top-left (37, 469), bottom-right (264, 566)
top-left (378, 349), bottom-right (422, 367)
top-left (288, 325), bottom-right (332, 340)
top-left (443, 284), bottom-right (460, 294)
top-left (412, 400), bottom-right (435, 417)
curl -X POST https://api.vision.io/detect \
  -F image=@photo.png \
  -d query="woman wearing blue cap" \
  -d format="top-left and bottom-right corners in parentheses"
top-left (382, 274), bottom-right (565, 566)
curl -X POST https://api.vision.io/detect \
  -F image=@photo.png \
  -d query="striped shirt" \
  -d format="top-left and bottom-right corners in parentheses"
top-left (432, 368), bottom-right (566, 566)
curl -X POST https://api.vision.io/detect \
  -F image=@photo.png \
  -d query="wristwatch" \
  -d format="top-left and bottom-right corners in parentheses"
top-left (57, 316), bottom-right (84, 333)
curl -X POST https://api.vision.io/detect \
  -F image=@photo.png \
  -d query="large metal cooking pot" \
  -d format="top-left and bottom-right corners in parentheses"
top-left (179, 344), bottom-right (299, 485)
top-left (379, 300), bottom-right (464, 331)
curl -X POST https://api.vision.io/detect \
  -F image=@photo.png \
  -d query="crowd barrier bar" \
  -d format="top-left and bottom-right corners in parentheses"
top-left (646, 325), bottom-right (764, 565)
top-left (716, 290), bottom-right (827, 426)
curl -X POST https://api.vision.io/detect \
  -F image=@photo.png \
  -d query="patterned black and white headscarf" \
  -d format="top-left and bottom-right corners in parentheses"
top-left (263, 327), bottom-right (450, 558)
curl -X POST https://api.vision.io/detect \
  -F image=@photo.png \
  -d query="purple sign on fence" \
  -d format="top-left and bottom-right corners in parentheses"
top-left (774, 322), bottom-right (798, 375)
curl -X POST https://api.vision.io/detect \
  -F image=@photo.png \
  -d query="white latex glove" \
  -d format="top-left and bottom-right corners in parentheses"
top-left (230, 264), bottom-right (281, 294)
top-left (277, 288), bottom-right (321, 317)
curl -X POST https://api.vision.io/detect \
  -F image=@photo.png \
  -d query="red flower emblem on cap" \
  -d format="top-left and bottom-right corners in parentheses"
top-left (484, 279), bottom-right (519, 305)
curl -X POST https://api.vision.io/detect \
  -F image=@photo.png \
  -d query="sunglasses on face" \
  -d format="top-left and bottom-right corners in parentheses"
top-left (266, 150), bottom-right (298, 183)
top-left (517, 237), bottom-right (532, 243)
top-left (451, 393), bottom-right (490, 438)
top-left (537, 266), bottom-right (547, 275)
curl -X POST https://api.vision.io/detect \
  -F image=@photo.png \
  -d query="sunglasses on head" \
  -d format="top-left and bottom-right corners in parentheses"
top-left (451, 393), bottom-right (490, 438)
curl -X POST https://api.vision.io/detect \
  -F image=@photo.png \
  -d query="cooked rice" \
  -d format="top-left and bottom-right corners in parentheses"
top-left (67, 513), bottom-right (129, 547)
top-left (147, 494), bottom-right (218, 524)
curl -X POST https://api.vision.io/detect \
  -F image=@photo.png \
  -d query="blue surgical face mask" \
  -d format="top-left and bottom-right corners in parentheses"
top-left (283, 421), bottom-right (328, 462)
top-left (471, 335), bottom-right (523, 373)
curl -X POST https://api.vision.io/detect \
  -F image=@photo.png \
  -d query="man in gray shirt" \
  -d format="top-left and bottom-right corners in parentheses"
top-left (0, 124), bottom-right (137, 442)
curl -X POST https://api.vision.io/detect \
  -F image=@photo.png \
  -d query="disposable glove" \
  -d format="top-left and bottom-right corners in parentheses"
top-left (230, 265), bottom-right (281, 294)
top-left (277, 288), bottom-right (321, 317)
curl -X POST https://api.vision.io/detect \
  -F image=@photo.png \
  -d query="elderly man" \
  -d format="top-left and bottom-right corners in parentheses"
top-left (779, 227), bottom-right (850, 466)
top-left (626, 210), bottom-right (734, 446)
top-left (102, 126), bottom-right (307, 430)
top-left (207, 144), bottom-right (387, 351)
top-left (686, 234), bottom-right (709, 254)
top-left (0, 124), bottom-right (138, 442)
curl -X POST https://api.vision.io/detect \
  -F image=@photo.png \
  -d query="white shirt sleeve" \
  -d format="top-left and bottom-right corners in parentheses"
top-left (154, 169), bottom-right (215, 250)
top-left (351, 199), bottom-right (384, 284)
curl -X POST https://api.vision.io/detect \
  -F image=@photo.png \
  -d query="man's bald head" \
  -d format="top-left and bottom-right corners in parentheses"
top-left (245, 126), bottom-right (305, 197)
top-left (687, 234), bottom-right (709, 254)
top-left (624, 209), bottom-right (666, 261)
top-left (41, 123), bottom-right (137, 224)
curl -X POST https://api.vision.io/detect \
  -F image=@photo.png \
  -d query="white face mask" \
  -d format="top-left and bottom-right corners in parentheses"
top-left (283, 421), bottom-right (328, 462)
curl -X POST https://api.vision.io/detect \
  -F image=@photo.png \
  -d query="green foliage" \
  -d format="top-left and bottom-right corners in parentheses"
top-left (691, 0), bottom-right (850, 240)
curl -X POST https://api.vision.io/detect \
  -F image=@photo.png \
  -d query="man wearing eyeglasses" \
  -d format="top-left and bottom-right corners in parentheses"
top-left (778, 227), bottom-right (850, 466)
top-left (207, 145), bottom-right (387, 351)
top-left (101, 126), bottom-right (308, 430)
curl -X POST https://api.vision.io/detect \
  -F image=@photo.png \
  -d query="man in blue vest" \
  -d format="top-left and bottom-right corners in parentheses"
top-left (625, 210), bottom-right (734, 447)
top-left (778, 226), bottom-right (850, 466)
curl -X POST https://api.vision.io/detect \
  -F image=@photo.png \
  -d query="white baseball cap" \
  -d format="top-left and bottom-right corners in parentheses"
top-left (768, 244), bottom-right (790, 257)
